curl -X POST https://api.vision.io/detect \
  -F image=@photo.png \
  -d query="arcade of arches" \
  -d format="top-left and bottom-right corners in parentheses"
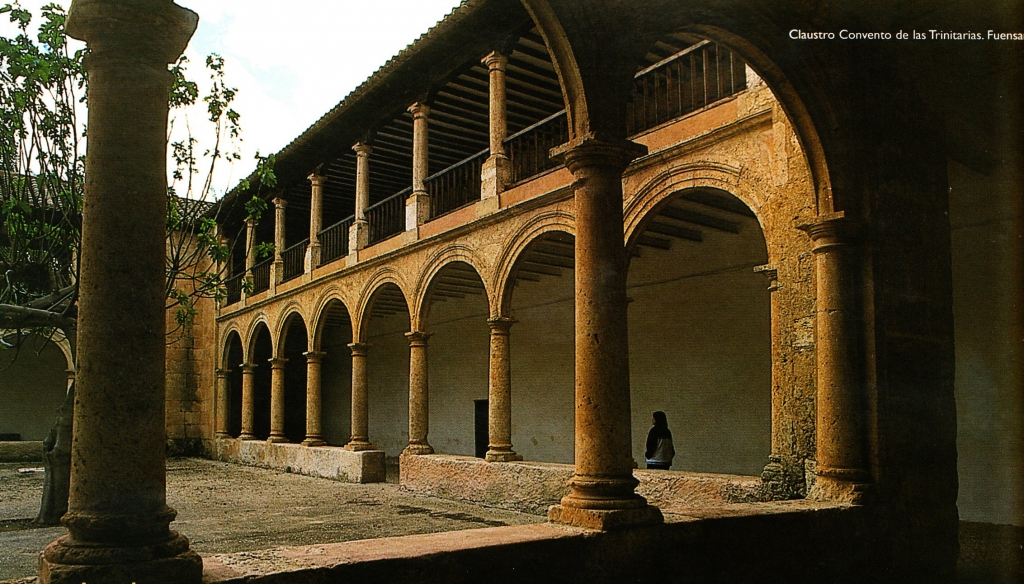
top-left (31, 0), bottom-right (1021, 581)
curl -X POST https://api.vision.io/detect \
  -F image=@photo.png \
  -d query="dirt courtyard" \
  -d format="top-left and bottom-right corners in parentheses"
top-left (0, 458), bottom-right (543, 581)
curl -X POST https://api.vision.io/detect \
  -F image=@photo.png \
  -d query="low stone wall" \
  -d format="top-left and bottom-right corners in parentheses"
top-left (0, 441), bottom-right (43, 463)
top-left (203, 501), bottom-right (870, 583)
top-left (400, 454), bottom-right (766, 515)
top-left (211, 438), bottom-right (385, 483)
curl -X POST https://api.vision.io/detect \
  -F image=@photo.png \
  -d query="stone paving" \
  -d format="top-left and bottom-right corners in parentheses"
top-left (0, 458), bottom-right (543, 581)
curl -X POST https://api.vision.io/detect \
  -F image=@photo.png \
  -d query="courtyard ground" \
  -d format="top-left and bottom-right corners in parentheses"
top-left (0, 458), bottom-right (542, 581)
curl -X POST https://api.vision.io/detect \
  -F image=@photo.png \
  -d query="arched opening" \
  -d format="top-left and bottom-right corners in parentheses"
top-left (627, 187), bottom-right (769, 475)
top-left (364, 282), bottom-right (411, 457)
top-left (422, 261), bottom-right (489, 457)
top-left (223, 330), bottom-right (244, 438)
top-left (504, 230), bottom-right (575, 463)
top-left (250, 322), bottom-right (273, 440)
top-left (280, 313), bottom-right (309, 444)
top-left (0, 332), bottom-right (71, 441)
top-left (316, 300), bottom-right (353, 446)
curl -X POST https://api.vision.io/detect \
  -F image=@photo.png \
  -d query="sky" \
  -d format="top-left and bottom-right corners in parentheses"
top-left (2, 0), bottom-right (466, 199)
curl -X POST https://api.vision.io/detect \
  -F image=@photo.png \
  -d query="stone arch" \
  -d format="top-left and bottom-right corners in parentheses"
top-left (623, 162), bottom-right (761, 252)
top-left (275, 304), bottom-right (310, 357)
top-left (519, 3), bottom-right (837, 214)
top-left (413, 244), bottom-right (492, 328)
top-left (493, 210), bottom-right (575, 316)
top-left (354, 268), bottom-right (411, 341)
top-left (220, 325), bottom-right (244, 370)
top-left (310, 289), bottom-right (354, 352)
top-left (244, 314), bottom-right (273, 363)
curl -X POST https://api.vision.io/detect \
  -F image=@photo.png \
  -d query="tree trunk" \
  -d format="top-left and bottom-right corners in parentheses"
top-left (35, 382), bottom-right (74, 526)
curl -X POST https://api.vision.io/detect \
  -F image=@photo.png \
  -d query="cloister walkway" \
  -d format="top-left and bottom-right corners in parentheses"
top-left (0, 459), bottom-right (540, 581)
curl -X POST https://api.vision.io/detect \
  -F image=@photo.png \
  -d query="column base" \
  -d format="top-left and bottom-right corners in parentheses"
top-left (238, 432), bottom-right (255, 440)
top-left (214, 431), bottom-right (230, 439)
top-left (344, 440), bottom-right (375, 452)
top-left (40, 533), bottom-right (202, 584)
top-left (485, 449), bottom-right (523, 462)
top-left (301, 437), bottom-right (327, 447)
top-left (267, 435), bottom-right (289, 444)
top-left (403, 443), bottom-right (434, 455)
top-left (807, 473), bottom-right (874, 505)
top-left (548, 503), bottom-right (663, 531)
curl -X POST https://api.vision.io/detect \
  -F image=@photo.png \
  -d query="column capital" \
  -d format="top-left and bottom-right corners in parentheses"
top-left (408, 102), bottom-right (431, 119)
top-left (269, 357), bottom-right (288, 369)
top-left (798, 212), bottom-right (861, 250)
top-left (482, 50), bottom-right (508, 71)
top-left (272, 197), bottom-right (288, 210)
top-left (552, 134), bottom-right (648, 175)
top-left (240, 363), bottom-right (257, 373)
top-left (308, 172), bottom-right (325, 187)
top-left (66, 0), bottom-right (198, 68)
top-left (303, 350), bottom-right (326, 363)
top-left (215, 368), bottom-right (228, 379)
top-left (487, 316), bottom-right (517, 334)
top-left (753, 264), bottom-right (780, 292)
top-left (405, 330), bottom-right (433, 345)
top-left (352, 142), bottom-right (373, 156)
top-left (348, 342), bottom-right (371, 356)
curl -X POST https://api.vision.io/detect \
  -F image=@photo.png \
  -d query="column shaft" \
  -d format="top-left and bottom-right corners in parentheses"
top-left (302, 351), bottom-right (326, 446)
top-left (481, 52), bottom-right (511, 199)
top-left (801, 214), bottom-right (871, 503)
top-left (406, 103), bottom-right (430, 230)
top-left (350, 143), bottom-right (372, 253)
top-left (404, 331), bottom-right (433, 454)
top-left (42, 2), bottom-right (201, 581)
top-left (307, 173), bottom-right (324, 268)
top-left (215, 369), bottom-right (230, 437)
top-left (345, 343), bottom-right (373, 450)
top-left (239, 364), bottom-right (256, 439)
top-left (271, 197), bottom-right (287, 286)
top-left (547, 137), bottom-right (662, 531)
top-left (268, 357), bottom-right (289, 442)
top-left (486, 317), bottom-right (521, 461)
top-left (245, 218), bottom-right (256, 270)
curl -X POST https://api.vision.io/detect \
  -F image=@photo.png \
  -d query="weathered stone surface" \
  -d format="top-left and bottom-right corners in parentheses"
top-left (0, 442), bottom-right (42, 463)
top-left (400, 454), bottom-right (768, 516)
top-left (401, 454), bottom-right (573, 515)
top-left (211, 437), bottom-right (385, 483)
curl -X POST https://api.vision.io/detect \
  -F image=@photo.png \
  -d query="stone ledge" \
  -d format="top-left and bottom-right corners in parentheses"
top-left (201, 500), bottom-right (862, 583)
top-left (0, 441), bottom-right (42, 463)
top-left (211, 437), bottom-right (384, 483)
top-left (400, 454), bottom-right (766, 515)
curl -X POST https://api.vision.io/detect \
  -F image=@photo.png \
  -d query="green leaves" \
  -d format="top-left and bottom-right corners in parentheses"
top-left (1, 2), bottom-right (83, 307)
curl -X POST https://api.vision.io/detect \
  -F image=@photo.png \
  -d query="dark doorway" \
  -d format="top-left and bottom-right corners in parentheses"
top-left (474, 399), bottom-right (488, 458)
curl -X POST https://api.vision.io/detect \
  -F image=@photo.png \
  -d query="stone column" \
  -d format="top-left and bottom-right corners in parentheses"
top-left (245, 217), bottom-right (256, 270)
top-left (267, 357), bottom-right (289, 443)
top-left (307, 173), bottom-right (324, 269)
top-left (215, 368), bottom-right (230, 438)
top-left (800, 213), bottom-right (872, 503)
top-left (404, 331), bottom-right (433, 454)
top-left (349, 143), bottom-right (372, 253)
top-left (242, 217), bottom-right (255, 303)
top-left (302, 351), bottom-right (326, 446)
top-left (481, 52), bottom-right (511, 199)
top-left (40, 2), bottom-right (202, 582)
top-left (270, 197), bottom-right (287, 287)
top-left (755, 264), bottom-right (800, 498)
top-left (406, 103), bottom-right (430, 230)
top-left (345, 342), bottom-right (373, 450)
top-left (239, 363), bottom-right (256, 439)
top-left (486, 316), bottom-right (521, 462)
top-left (547, 137), bottom-right (662, 531)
